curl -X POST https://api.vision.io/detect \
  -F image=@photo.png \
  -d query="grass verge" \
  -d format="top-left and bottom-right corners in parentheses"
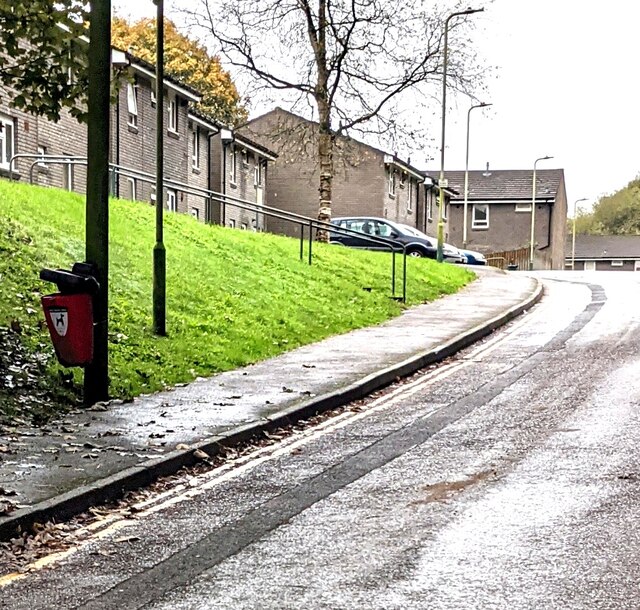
top-left (0, 180), bottom-right (474, 423)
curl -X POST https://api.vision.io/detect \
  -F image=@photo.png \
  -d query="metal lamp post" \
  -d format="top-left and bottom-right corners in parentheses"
top-left (463, 101), bottom-right (491, 248)
top-left (528, 155), bottom-right (553, 271)
top-left (571, 197), bottom-right (588, 270)
top-left (437, 6), bottom-right (485, 262)
top-left (153, 0), bottom-right (166, 335)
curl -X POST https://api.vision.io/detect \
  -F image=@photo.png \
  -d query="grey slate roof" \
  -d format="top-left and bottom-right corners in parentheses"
top-left (568, 234), bottom-right (640, 259)
top-left (425, 169), bottom-right (565, 202)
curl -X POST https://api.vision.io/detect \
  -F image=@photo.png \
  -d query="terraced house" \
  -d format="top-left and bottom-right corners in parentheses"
top-left (435, 167), bottom-right (568, 269)
top-left (242, 107), bottom-right (424, 237)
top-left (0, 48), bottom-right (276, 229)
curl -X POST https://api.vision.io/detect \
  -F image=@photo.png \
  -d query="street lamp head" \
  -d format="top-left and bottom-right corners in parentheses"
top-left (464, 7), bottom-right (485, 15)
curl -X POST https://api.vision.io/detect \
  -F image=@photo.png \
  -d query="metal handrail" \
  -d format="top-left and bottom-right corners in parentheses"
top-left (10, 155), bottom-right (409, 302)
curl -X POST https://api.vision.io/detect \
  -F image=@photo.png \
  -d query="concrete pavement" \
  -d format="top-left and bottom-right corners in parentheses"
top-left (0, 267), bottom-right (541, 539)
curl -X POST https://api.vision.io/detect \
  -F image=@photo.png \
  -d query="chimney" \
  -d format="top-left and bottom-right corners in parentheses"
top-left (483, 162), bottom-right (491, 177)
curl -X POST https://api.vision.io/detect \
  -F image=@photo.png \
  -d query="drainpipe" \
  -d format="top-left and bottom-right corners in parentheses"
top-left (219, 128), bottom-right (234, 226)
top-left (206, 126), bottom-right (220, 224)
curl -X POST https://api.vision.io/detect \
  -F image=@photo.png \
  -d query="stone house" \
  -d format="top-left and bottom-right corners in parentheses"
top-left (430, 167), bottom-right (568, 269)
top-left (567, 235), bottom-right (640, 271)
top-left (241, 107), bottom-right (424, 237)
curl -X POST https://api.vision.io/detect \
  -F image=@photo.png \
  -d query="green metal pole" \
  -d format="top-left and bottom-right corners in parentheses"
top-left (84, 0), bottom-right (111, 405)
top-left (153, 0), bottom-right (166, 335)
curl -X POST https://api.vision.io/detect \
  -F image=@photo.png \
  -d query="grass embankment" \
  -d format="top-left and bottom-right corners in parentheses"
top-left (0, 180), bottom-right (474, 423)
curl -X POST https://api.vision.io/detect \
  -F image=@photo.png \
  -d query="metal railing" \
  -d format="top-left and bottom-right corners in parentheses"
top-left (9, 154), bottom-right (410, 301)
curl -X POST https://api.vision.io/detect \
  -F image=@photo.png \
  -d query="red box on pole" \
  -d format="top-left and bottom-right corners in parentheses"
top-left (41, 293), bottom-right (94, 367)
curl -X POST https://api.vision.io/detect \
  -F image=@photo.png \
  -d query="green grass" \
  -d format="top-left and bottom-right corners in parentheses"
top-left (0, 179), bottom-right (474, 423)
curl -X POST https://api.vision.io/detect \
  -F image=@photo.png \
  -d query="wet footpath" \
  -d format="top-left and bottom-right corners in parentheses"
top-left (0, 267), bottom-right (541, 539)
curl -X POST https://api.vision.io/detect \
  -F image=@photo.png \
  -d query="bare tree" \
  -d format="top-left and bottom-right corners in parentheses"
top-left (185, 0), bottom-right (487, 239)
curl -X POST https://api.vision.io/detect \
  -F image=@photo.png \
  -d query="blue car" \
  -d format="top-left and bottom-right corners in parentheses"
top-left (459, 248), bottom-right (487, 265)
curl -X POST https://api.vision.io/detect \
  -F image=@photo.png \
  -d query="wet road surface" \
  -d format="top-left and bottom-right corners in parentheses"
top-left (2, 271), bottom-right (640, 609)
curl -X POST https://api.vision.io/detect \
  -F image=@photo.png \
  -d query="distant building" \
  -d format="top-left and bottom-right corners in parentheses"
top-left (567, 235), bottom-right (640, 271)
top-left (430, 167), bottom-right (568, 270)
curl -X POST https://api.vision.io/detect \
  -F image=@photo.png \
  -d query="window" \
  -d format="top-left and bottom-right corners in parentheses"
top-left (0, 114), bottom-right (14, 170)
top-left (127, 83), bottom-right (138, 128)
top-left (611, 260), bottom-right (623, 267)
top-left (241, 222), bottom-right (248, 230)
top-left (515, 202), bottom-right (532, 212)
top-left (400, 172), bottom-right (407, 187)
top-left (472, 203), bottom-right (489, 229)
top-left (254, 158), bottom-right (263, 186)
top-left (191, 207), bottom-right (200, 220)
top-left (150, 188), bottom-right (156, 204)
top-left (37, 145), bottom-right (47, 167)
top-left (388, 169), bottom-right (396, 196)
top-left (63, 155), bottom-right (74, 191)
top-left (427, 194), bottom-right (433, 221)
top-left (407, 181), bottom-right (413, 213)
top-left (191, 127), bottom-right (200, 169)
top-left (125, 177), bottom-right (136, 201)
top-left (229, 146), bottom-right (237, 185)
top-left (228, 219), bottom-right (236, 228)
top-left (166, 189), bottom-right (177, 212)
top-left (150, 87), bottom-right (157, 107)
top-left (167, 94), bottom-right (178, 133)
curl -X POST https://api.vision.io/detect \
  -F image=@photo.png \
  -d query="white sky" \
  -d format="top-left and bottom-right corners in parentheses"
top-left (112, 0), bottom-right (640, 212)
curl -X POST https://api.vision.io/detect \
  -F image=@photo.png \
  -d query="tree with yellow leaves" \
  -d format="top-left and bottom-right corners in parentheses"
top-left (112, 17), bottom-right (247, 126)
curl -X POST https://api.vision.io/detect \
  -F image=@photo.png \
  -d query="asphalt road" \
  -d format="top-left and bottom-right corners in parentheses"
top-left (2, 271), bottom-right (640, 610)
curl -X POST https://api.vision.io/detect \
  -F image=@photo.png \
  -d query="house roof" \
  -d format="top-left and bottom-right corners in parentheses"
top-left (425, 168), bottom-right (565, 202)
top-left (187, 109), bottom-right (277, 160)
top-left (568, 234), bottom-right (640, 259)
top-left (113, 47), bottom-right (202, 103)
top-left (245, 107), bottom-right (423, 179)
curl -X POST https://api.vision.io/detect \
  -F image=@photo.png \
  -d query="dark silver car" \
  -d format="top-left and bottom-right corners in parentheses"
top-left (330, 217), bottom-right (437, 258)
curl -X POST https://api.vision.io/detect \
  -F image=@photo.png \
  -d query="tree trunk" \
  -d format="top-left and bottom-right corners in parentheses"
top-left (316, 98), bottom-right (333, 242)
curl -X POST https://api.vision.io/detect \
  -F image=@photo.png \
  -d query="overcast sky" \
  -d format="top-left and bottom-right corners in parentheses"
top-left (113, 0), bottom-right (640, 212)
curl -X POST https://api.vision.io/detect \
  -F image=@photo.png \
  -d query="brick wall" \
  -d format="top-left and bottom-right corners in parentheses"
top-left (243, 108), bottom-right (400, 237)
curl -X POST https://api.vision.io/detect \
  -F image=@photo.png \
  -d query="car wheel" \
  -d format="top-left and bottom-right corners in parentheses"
top-left (406, 248), bottom-right (425, 258)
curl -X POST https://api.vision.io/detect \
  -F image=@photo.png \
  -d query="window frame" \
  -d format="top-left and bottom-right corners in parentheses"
top-left (472, 203), bottom-right (490, 229)
top-left (126, 82), bottom-right (138, 128)
top-left (167, 94), bottom-right (178, 133)
top-left (254, 157), bottom-right (263, 186)
top-left (611, 260), bottom-right (623, 267)
top-left (37, 145), bottom-right (47, 167)
top-left (191, 127), bottom-right (200, 169)
top-left (388, 168), bottom-right (396, 197)
top-left (0, 115), bottom-right (14, 170)
top-left (166, 189), bottom-right (177, 212)
top-left (515, 202), bottom-right (532, 213)
top-left (407, 180), bottom-right (414, 213)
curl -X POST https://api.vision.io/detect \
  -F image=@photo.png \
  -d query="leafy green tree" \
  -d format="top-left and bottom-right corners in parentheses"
top-left (573, 177), bottom-right (640, 235)
top-left (111, 17), bottom-right (247, 126)
top-left (592, 178), bottom-right (640, 234)
top-left (0, 1), bottom-right (89, 121)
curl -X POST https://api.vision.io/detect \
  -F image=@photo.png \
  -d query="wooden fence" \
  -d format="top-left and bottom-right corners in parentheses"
top-left (485, 246), bottom-right (530, 270)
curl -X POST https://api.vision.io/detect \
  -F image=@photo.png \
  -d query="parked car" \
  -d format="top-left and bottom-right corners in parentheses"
top-left (458, 248), bottom-right (487, 266)
top-left (397, 224), bottom-right (467, 264)
top-left (330, 217), bottom-right (437, 258)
